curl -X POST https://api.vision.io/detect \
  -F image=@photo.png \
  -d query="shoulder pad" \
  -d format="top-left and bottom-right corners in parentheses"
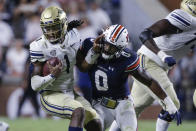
top-left (121, 48), bottom-right (132, 58)
top-left (30, 36), bottom-right (46, 62)
top-left (123, 49), bottom-right (140, 72)
top-left (166, 9), bottom-right (192, 30)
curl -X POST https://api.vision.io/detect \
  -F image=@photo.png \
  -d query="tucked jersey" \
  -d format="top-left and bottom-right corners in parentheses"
top-left (30, 29), bottom-right (81, 92)
top-left (138, 9), bottom-right (196, 67)
top-left (80, 38), bottom-right (140, 99)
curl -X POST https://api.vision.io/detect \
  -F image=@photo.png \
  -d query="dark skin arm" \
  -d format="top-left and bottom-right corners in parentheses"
top-left (130, 68), bottom-right (167, 100)
top-left (76, 35), bottom-right (104, 72)
top-left (144, 19), bottom-right (181, 54)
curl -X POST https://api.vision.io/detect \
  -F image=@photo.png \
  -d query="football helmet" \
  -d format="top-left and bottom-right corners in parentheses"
top-left (181, 0), bottom-right (196, 16)
top-left (40, 6), bottom-right (68, 43)
top-left (101, 24), bottom-right (129, 59)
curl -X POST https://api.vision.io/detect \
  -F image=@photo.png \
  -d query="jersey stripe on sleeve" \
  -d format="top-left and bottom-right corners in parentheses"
top-left (170, 12), bottom-right (191, 27)
top-left (30, 50), bottom-right (44, 62)
top-left (125, 56), bottom-right (140, 72)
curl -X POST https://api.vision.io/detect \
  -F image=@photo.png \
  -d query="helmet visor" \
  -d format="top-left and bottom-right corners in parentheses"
top-left (42, 24), bottom-right (64, 43)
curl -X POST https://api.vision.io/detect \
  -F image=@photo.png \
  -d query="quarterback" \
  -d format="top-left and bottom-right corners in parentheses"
top-left (30, 6), bottom-right (101, 131)
top-left (76, 25), bottom-right (181, 131)
top-left (110, 0), bottom-right (195, 131)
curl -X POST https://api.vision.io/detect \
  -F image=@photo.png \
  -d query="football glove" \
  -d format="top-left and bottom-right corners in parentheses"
top-left (162, 96), bottom-right (182, 125)
top-left (67, 20), bottom-right (84, 31)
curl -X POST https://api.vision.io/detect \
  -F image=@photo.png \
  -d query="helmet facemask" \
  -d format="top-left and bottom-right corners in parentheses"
top-left (41, 22), bottom-right (66, 44)
top-left (101, 37), bottom-right (123, 59)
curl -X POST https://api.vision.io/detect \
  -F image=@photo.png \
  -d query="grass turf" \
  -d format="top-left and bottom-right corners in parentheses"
top-left (0, 117), bottom-right (196, 131)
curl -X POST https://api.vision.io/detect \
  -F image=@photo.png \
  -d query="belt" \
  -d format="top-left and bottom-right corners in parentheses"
top-left (99, 96), bottom-right (129, 109)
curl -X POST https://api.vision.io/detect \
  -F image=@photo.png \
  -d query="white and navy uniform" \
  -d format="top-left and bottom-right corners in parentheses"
top-left (80, 38), bottom-right (139, 131)
top-left (133, 9), bottom-right (196, 116)
top-left (30, 29), bottom-right (98, 125)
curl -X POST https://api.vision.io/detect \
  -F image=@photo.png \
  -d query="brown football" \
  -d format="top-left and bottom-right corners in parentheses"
top-left (42, 57), bottom-right (60, 76)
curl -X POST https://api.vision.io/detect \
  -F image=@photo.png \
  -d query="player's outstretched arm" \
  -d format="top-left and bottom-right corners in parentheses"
top-left (139, 19), bottom-right (179, 67)
top-left (131, 68), bottom-right (166, 100)
top-left (139, 19), bottom-right (179, 54)
top-left (131, 68), bottom-right (181, 125)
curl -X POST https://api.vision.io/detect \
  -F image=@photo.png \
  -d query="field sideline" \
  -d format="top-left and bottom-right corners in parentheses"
top-left (0, 117), bottom-right (196, 131)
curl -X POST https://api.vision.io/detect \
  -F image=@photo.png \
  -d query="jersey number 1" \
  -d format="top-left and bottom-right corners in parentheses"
top-left (95, 70), bottom-right (108, 91)
top-left (64, 55), bottom-right (70, 73)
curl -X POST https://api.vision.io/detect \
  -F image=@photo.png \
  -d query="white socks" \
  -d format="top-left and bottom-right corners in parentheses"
top-left (156, 118), bottom-right (169, 131)
top-left (109, 121), bottom-right (121, 131)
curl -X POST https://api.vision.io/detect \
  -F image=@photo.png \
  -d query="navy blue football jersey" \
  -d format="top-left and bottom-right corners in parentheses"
top-left (80, 38), bottom-right (140, 100)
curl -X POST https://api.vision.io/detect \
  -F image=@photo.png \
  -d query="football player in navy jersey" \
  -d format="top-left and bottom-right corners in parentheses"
top-left (76, 24), bottom-right (181, 131)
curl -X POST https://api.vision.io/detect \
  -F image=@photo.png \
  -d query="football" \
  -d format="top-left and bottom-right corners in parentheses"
top-left (193, 89), bottom-right (196, 108)
top-left (42, 57), bottom-right (60, 76)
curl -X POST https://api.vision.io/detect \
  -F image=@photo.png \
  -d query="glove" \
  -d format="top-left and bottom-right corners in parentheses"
top-left (67, 20), bottom-right (84, 31)
top-left (163, 96), bottom-right (182, 125)
top-left (158, 51), bottom-right (176, 67)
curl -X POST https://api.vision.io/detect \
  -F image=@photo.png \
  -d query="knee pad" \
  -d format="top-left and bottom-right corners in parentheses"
top-left (158, 109), bottom-right (175, 122)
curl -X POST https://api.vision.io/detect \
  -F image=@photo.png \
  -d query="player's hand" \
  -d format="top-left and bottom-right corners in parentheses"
top-left (158, 51), bottom-right (176, 67)
top-left (47, 60), bottom-right (63, 78)
top-left (164, 56), bottom-right (176, 67)
top-left (163, 96), bottom-right (182, 125)
top-left (67, 20), bottom-right (84, 31)
top-left (92, 34), bottom-right (104, 54)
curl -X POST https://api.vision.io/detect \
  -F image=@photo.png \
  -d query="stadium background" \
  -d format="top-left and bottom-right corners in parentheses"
top-left (0, 0), bottom-right (196, 130)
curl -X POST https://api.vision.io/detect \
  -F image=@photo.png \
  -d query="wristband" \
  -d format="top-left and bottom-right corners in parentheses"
top-left (157, 50), bottom-right (167, 61)
top-left (50, 74), bottom-right (56, 79)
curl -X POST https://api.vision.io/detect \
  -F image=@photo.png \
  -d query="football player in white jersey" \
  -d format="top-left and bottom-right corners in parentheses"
top-left (30, 6), bottom-right (102, 131)
top-left (110, 0), bottom-right (196, 131)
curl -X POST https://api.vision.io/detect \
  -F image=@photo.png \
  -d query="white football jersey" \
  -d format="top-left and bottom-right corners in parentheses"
top-left (138, 9), bottom-right (196, 67)
top-left (30, 29), bottom-right (81, 92)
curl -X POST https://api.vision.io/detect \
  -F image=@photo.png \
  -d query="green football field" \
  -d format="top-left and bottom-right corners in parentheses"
top-left (0, 117), bottom-right (196, 131)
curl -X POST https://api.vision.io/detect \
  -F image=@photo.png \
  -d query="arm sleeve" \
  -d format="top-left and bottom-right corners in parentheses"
top-left (79, 38), bottom-right (94, 55)
top-left (166, 9), bottom-right (192, 31)
top-left (124, 51), bottom-right (140, 72)
top-left (69, 28), bottom-right (82, 52)
top-left (30, 41), bottom-right (46, 62)
top-left (31, 75), bottom-right (55, 92)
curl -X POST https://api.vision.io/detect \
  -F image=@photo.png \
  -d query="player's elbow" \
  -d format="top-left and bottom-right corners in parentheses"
top-left (139, 29), bottom-right (154, 44)
top-left (31, 76), bottom-right (42, 91)
top-left (76, 61), bottom-right (92, 72)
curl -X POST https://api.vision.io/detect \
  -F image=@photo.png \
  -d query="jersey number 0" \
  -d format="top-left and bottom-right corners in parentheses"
top-left (95, 70), bottom-right (109, 91)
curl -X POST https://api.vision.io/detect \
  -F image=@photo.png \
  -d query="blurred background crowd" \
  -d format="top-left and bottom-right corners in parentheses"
top-left (0, 0), bottom-right (195, 120)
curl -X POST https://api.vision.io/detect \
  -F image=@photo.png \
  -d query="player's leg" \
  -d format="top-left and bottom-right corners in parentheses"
top-left (115, 95), bottom-right (137, 131)
top-left (144, 57), bottom-right (180, 131)
top-left (17, 88), bottom-right (29, 117)
top-left (75, 96), bottom-right (102, 131)
top-left (40, 91), bottom-right (85, 131)
top-left (109, 121), bottom-right (121, 131)
top-left (29, 87), bottom-right (40, 117)
top-left (109, 73), bottom-right (154, 131)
